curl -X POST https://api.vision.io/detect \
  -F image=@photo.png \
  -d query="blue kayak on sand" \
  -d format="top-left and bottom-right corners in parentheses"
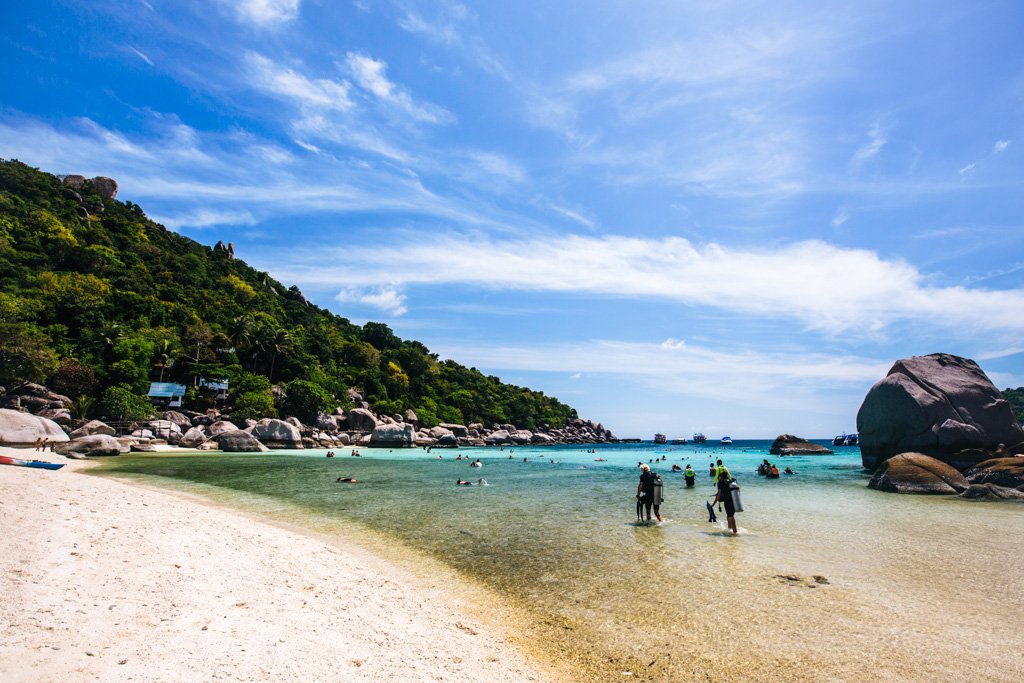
top-left (0, 455), bottom-right (65, 470)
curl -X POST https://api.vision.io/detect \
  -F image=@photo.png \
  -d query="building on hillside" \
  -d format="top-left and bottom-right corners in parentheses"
top-left (147, 382), bottom-right (187, 408)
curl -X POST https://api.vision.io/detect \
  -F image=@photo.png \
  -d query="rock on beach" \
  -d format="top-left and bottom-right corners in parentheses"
top-left (857, 353), bottom-right (1024, 470)
top-left (867, 452), bottom-right (969, 495)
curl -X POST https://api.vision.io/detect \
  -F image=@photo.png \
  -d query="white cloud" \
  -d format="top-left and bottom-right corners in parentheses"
top-left (832, 208), bottom-right (850, 227)
top-left (335, 286), bottom-right (408, 316)
top-left (129, 46), bottom-right (154, 66)
top-left (226, 0), bottom-right (300, 26)
top-left (993, 139), bottom-right (1011, 153)
top-left (345, 52), bottom-right (452, 124)
top-left (432, 337), bottom-right (891, 408)
top-left (273, 233), bottom-right (1024, 338)
top-left (959, 162), bottom-right (976, 177)
top-left (247, 53), bottom-right (352, 111)
top-left (150, 208), bottom-right (258, 229)
top-left (852, 122), bottom-right (887, 164)
top-left (551, 205), bottom-right (594, 229)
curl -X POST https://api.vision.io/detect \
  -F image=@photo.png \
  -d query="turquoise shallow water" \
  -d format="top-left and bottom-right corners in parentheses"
top-left (96, 441), bottom-right (1024, 682)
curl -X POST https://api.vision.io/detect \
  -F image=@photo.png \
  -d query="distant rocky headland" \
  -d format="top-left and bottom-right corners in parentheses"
top-left (0, 383), bottom-right (619, 456)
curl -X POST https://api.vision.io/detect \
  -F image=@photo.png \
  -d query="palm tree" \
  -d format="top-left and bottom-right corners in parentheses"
top-left (267, 329), bottom-right (292, 381)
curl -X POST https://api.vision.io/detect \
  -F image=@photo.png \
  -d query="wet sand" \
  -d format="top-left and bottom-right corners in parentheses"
top-left (0, 446), bottom-right (558, 682)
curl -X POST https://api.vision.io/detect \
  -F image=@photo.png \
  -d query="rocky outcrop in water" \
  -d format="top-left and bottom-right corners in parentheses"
top-left (867, 452), bottom-right (968, 495)
top-left (769, 434), bottom-right (833, 456)
top-left (857, 353), bottom-right (1024, 470)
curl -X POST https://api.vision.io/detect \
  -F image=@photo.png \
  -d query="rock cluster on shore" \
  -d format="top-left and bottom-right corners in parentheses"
top-left (856, 353), bottom-right (1024, 501)
top-left (0, 383), bottom-right (619, 456)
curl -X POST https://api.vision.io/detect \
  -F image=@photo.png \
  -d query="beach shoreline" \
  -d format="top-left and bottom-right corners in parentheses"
top-left (0, 445), bottom-right (563, 683)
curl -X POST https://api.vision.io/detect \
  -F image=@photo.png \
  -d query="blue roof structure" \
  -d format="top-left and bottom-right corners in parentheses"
top-left (147, 382), bottom-right (187, 398)
top-left (199, 379), bottom-right (229, 391)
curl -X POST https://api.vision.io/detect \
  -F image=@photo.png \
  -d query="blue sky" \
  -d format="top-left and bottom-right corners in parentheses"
top-left (2, 1), bottom-right (1023, 438)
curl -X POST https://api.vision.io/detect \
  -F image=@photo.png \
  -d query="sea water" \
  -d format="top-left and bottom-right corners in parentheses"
top-left (95, 442), bottom-right (1024, 682)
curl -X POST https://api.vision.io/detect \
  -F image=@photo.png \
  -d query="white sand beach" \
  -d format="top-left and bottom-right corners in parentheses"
top-left (0, 446), bottom-right (557, 682)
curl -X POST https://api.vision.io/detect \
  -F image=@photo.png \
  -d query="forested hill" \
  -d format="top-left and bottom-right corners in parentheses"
top-left (0, 159), bottom-right (580, 431)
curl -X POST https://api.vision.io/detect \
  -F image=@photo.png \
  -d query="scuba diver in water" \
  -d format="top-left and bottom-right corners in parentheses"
top-left (636, 463), bottom-right (663, 523)
top-left (684, 464), bottom-right (696, 487)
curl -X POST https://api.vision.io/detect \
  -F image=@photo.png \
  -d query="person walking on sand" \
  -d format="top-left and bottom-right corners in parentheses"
top-left (714, 470), bottom-right (738, 534)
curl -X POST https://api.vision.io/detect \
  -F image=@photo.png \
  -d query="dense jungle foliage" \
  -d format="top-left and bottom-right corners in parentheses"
top-left (1004, 387), bottom-right (1024, 427)
top-left (0, 159), bottom-right (578, 429)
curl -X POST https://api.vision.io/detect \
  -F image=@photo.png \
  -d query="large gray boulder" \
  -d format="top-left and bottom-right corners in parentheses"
top-left (346, 408), bottom-right (378, 433)
top-left (36, 407), bottom-right (73, 426)
top-left (369, 423), bottom-right (415, 448)
top-left (857, 354), bottom-right (1024, 470)
top-left (439, 423), bottom-right (469, 438)
top-left (769, 434), bottom-right (834, 456)
top-left (429, 425), bottom-right (453, 439)
top-left (57, 434), bottom-right (126, 457)
top-left (217, 430), bottom-right (269, 452)
top-left (162, 410), bottom-right (192, 428)
top-left (315, 412), bottom-right (338, 432)
top-left (10, 383), bottom-right (71, 406)
top-left (868, 452), bottom-right (969, 495)
top-left (0, 409), bottom-right (70, 447)
top-left (250, 418), bottom-right (303, 449)
top-left (179, 426), bottom-right (208, 448)
top-left (71, 420), bottom-right (116, 438)
top-left (484, 429), bottom-right (511, 445)
top-left (208, 420), bottom-right (237, 437)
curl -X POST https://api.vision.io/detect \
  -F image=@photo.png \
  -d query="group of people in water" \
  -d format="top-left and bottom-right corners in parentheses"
top-left (636, 458), bottom-right (741, 533)
top-left (756, 459), bottom-right (794, 477)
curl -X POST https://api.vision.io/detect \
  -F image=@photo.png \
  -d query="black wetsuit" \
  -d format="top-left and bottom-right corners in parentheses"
top-left (638, 470), bottom-right (655, 517)
top-left (717, 476), bottom-right (736, 516)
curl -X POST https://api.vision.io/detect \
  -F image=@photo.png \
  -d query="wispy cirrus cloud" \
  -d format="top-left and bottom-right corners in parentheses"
top-left (223, 0), bottom-right (301, 27)
top-left (335, 285), bottom-right (408, 316)
top-left (270, 233), bottom-right (1024, 338)
top-left (345, 52), bottom-right (453, 125)
top-left (852, 121), bottom-right (887, 165)
top-left (246, 53), bottom-right (352, 111)
top-left (431, 337), bottom-right (891, 409)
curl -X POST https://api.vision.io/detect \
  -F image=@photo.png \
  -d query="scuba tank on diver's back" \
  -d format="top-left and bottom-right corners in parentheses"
top-left (652, 473), bottom-right (664, 506)
top-left (729, 480), bottom-right (743, 513)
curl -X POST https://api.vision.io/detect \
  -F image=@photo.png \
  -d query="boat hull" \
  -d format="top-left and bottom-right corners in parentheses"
top-left (0, 455), bottom-right (65, 470)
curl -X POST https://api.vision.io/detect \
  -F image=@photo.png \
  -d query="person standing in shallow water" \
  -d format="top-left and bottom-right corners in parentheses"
top-left (636, 463), bottom-right (661, 522)
top-left (714, 472), bottom-right (738, 534)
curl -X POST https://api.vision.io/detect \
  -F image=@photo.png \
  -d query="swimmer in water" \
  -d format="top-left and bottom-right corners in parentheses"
top-left (456, 479), bottom-right (472, 486)
top-left (336, 476), bottom-right (357, 483)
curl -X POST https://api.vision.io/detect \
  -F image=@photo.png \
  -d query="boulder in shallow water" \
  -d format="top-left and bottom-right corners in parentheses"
top-left (868, 452), bottom-right (968, 495)
top-left (960, 483), bottom-right (1024, 501)
top-left (769, 434), bottom-right (834, 456)
top-left (857, 353), bottom-right (1024, 470)
top-left (963, 457), bottom-right (1024, 490)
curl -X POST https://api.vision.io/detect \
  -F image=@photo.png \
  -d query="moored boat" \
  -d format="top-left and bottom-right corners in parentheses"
top-left (693, 433), bottom-right (707, 444)
top-left (670, 438), bottom-right (688, 445)
top-left (653, 433), bottom-right (667, 444)
top-left (720, 436), bottom-right (733, 445)
top-left (0, 455), bottom-right (65, 470)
